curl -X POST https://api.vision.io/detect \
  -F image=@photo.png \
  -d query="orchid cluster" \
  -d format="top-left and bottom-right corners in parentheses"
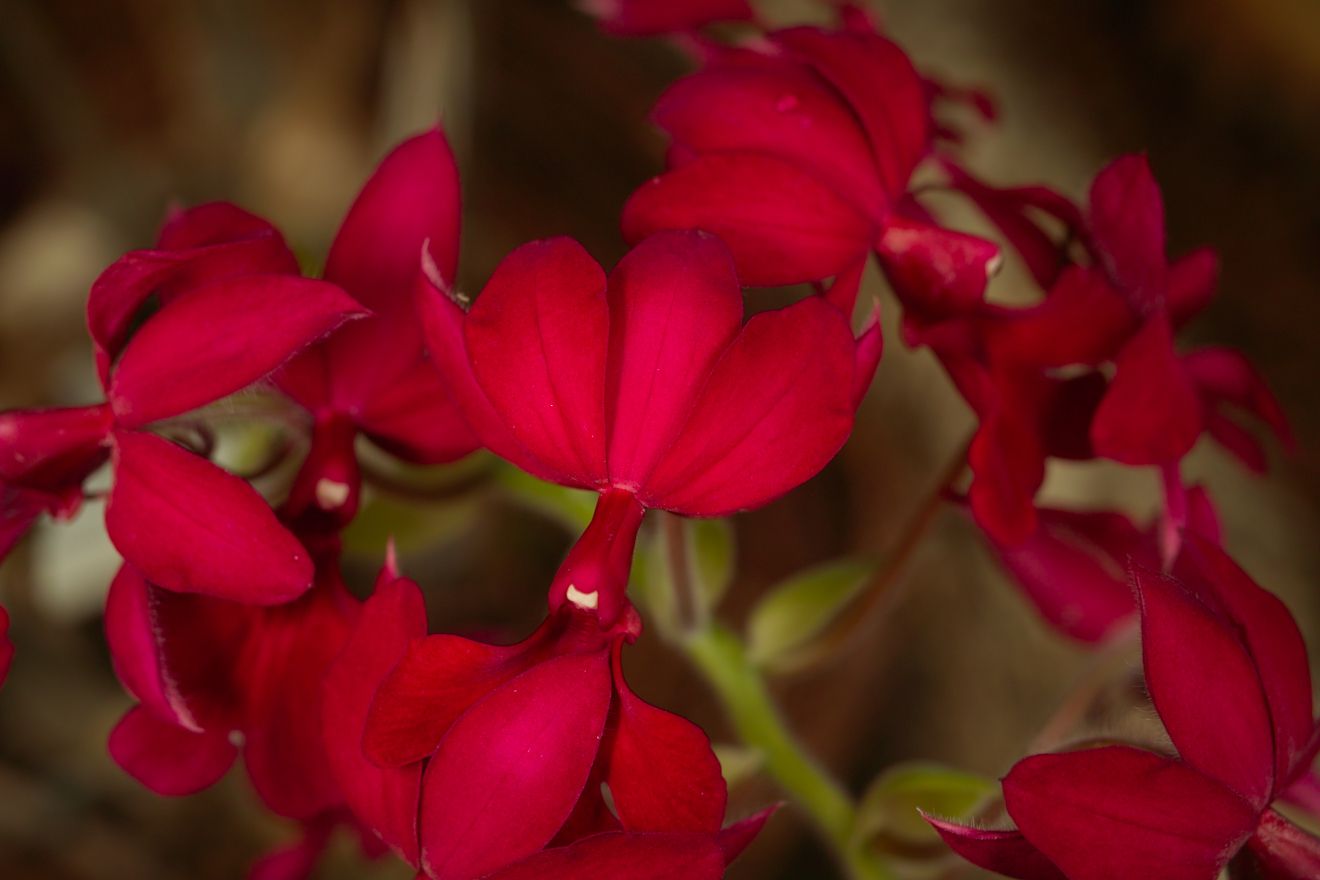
top-left (0, 1), bottom-right (1315, 879)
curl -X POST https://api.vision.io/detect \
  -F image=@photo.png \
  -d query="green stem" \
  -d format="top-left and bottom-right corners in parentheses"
top-left (684, 624), bottom-right (893, 880)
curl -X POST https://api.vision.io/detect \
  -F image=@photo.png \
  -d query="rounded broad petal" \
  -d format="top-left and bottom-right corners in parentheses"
top-left (324, 128), bottom-right (462, 310)
top-left (622, 153), bottom-right (874, 287)
top-left (1176, 537), bottom-right (1314, 789)
top-left (652, 66), bottom-right (886, 213)
top-left (108, 705), bottom-right (237, 797)
top-left (109, 275), bottom-right (366, 428)
top-left (642, 296), bottom-right (856, 516)
top-left (479, 831), bottom-right (726, 880)
top-left (106, 431), bottom-right (313, 604)
top-left (923, 815), bottom-right (1067, 880)
top-left (1135, 564), bottom-right (1277, 808)
top-left (419, 651), bottom-right (613, 880)
top-left (1086, 154), bottom-right (1167, 310)
top-left (605, 230), bottom-right (743, 488)
top-left (1090, 314), bottom-right (1202, 466)
top-left (323, 575), bottom-right (428, 866)
top-left (356, 362), bottom-right (480, 465)
top-left (1004, 747), bottom-right (1257, 880)
top-left (464, 238), bottom-right (610, 488)
top-left (771, 27), bottom-right (928, 199)
top-left (605, 645), bottom-right (728, 833)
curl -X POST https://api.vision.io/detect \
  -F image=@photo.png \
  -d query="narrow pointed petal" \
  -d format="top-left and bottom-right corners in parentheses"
top-left (416, 274), bottom-right (564, 482)
top-left (323, 574), bottom-right (427, 865)
top-left (852, 308), bottom-right (884, 408)
top-left (479, 831), bottom-right (726, 880)
top-left (604, 231), bottom-right (743, 487)
top-left (989, 508), bottom-right (1149, 643)
top-left (1177, 538), bottom-right (1314, 788)
top-left (643, 296), bottom-right (856, 515)
top-left (464, 238), bottom-right (609, 488)
top-left (622, 153), bottom-right (874, 287)
top-left (1182, 346), bottom-right (1295, 459)
top-left (1166, 247), bottom-right (1219, 327)
top-left (586, 0), bottom-right (754, 36)
top-left (923, 815), bottom-right (1067, 880)
top-left (1090, 313), bottom-right (1202, 465)
top-left (325, 128), bottom-right (462, 309)
top-left (419, 651), bottom-right (613, 880)
top-left (108, 705), bottom-right (237, 796)
top-left (1247, 810), bottom-right (1320, 880)
top-left (772, 28), bottom-right (928, 199)
top-left (716, 807), bottom-right (776, 864)
top-left (109, 275), bottom-right (365, 428)
top-left (106, 431), bottom-right (313, 603)
top-left (1135, 564), bottom-right (1277, 807)
top-left (1005, 747), bottom-right (1257, 880)
top-left (364, 633), bottom-right (536, 767)
top-left (651, 66), bottom-right (886, 212)
top-left (874, 217), bottom-right (1000, 323)
top-left (1087, 154), bottom-right (1167, 310)
top-left (605, 645), bottom-right (727, 833)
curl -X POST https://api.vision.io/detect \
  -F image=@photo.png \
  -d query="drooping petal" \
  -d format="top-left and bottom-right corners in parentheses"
top-left (108, 705), bottom-right (237, 796)
top-left (1090, 313), bottom-right (1202, 466)
top-left (643, 296), bottom-right (856, 516)
top-left (109, 275), bottom-right (365, 429)
top-left (989, 507), bottom-right (1149, 643)
top-left (419, 651), bottom-right (613, 880)
top-left (479, 830), bottom-right (726, 880)
top-left (1004, 746), bottom-right (1257, 880)
top-left (604, 644), bottom-right (727, 833)
top-left (1181, 346), bottom-right (1295, 469)
top-left (923, 815), bottom-right (1067, 880)
top-left (1248, 809), bottom-right (1320, 879)
top-left (1135, 564), bottom-right (1277, 808)
top-left (986, 267), bottom-right (1135, 368)
top-left (364, 633), bottom-right (537, 768)
top-left (771, 27), bottom-right (929, 200)
top-left (87, 202), bottom-right (299, 385)
top-left (238, 571), bottom-right (356, 821)
top-left (652, 65), bottom-right (886, 213)
top-left (622, 153), bottom-right (874, 287)
top-left (604, 231), bottom-right (743, 488)
top-left (463, 238), bottom-right (609, 488)
top-left (1176, 538), bottom-right (1314, 789)
top-left (322, 573), bottom-right (427, 865)
top-left (324, 128), bottom-right (462, 310)
top-left (1087, 154), bottom-right (1167, 311)
top-left (106, 431), bottom-right (313, 604)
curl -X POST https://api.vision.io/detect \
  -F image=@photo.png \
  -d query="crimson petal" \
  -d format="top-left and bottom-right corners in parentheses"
top-left (106, 431), bottom-right (313, 603)
top-left (479, 830), bottom-right (725, 880)
top-left (923, 815), bottom-right (1067, 880)
top-left (108, 705), bottom-right (237, 796)
top-left (1087, 154), bottom-right (1167, 311)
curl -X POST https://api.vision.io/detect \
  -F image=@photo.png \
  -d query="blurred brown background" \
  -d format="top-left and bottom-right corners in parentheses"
top-left (0, 1), bottom-right (1317, 877)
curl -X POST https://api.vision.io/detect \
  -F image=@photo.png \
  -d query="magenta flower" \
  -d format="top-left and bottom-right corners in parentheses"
top-left (928, 538), bottom-right (1320, 879)
top-left (620, 10), bottom-right (1001, 325)
top-left (419, 230), bottom-right (877, 625)
top-left (580, 0), bottom-right (755, 36)
top-left (276, 128), bottom-right (478, 531)
top-left (104, 545), bottom-right (373, 877)
top-left (322, 570), bottom-right (770, 879)
top-left (0, 203), bottom-right (365, 603)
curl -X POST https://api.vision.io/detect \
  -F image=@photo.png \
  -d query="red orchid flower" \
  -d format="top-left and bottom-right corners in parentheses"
top-left (928, 537), bottom-right (1320, 879)
top-left (104, 544), bottom-right (375, 879)
top-left (620, 11), bottom-right (1000, 318)
top-left (323, 567), bottom-right (771, 880)
top-left (978, 485), bottom-right (1220, 644)
top-left (419, 229), bottom-right (878, 626)
top-left (0, 203), bottom-right (365, 603)
top-left (580, 0), bottom-right (756, 36)
top-left (276, 128), bottom-right (478, 531)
